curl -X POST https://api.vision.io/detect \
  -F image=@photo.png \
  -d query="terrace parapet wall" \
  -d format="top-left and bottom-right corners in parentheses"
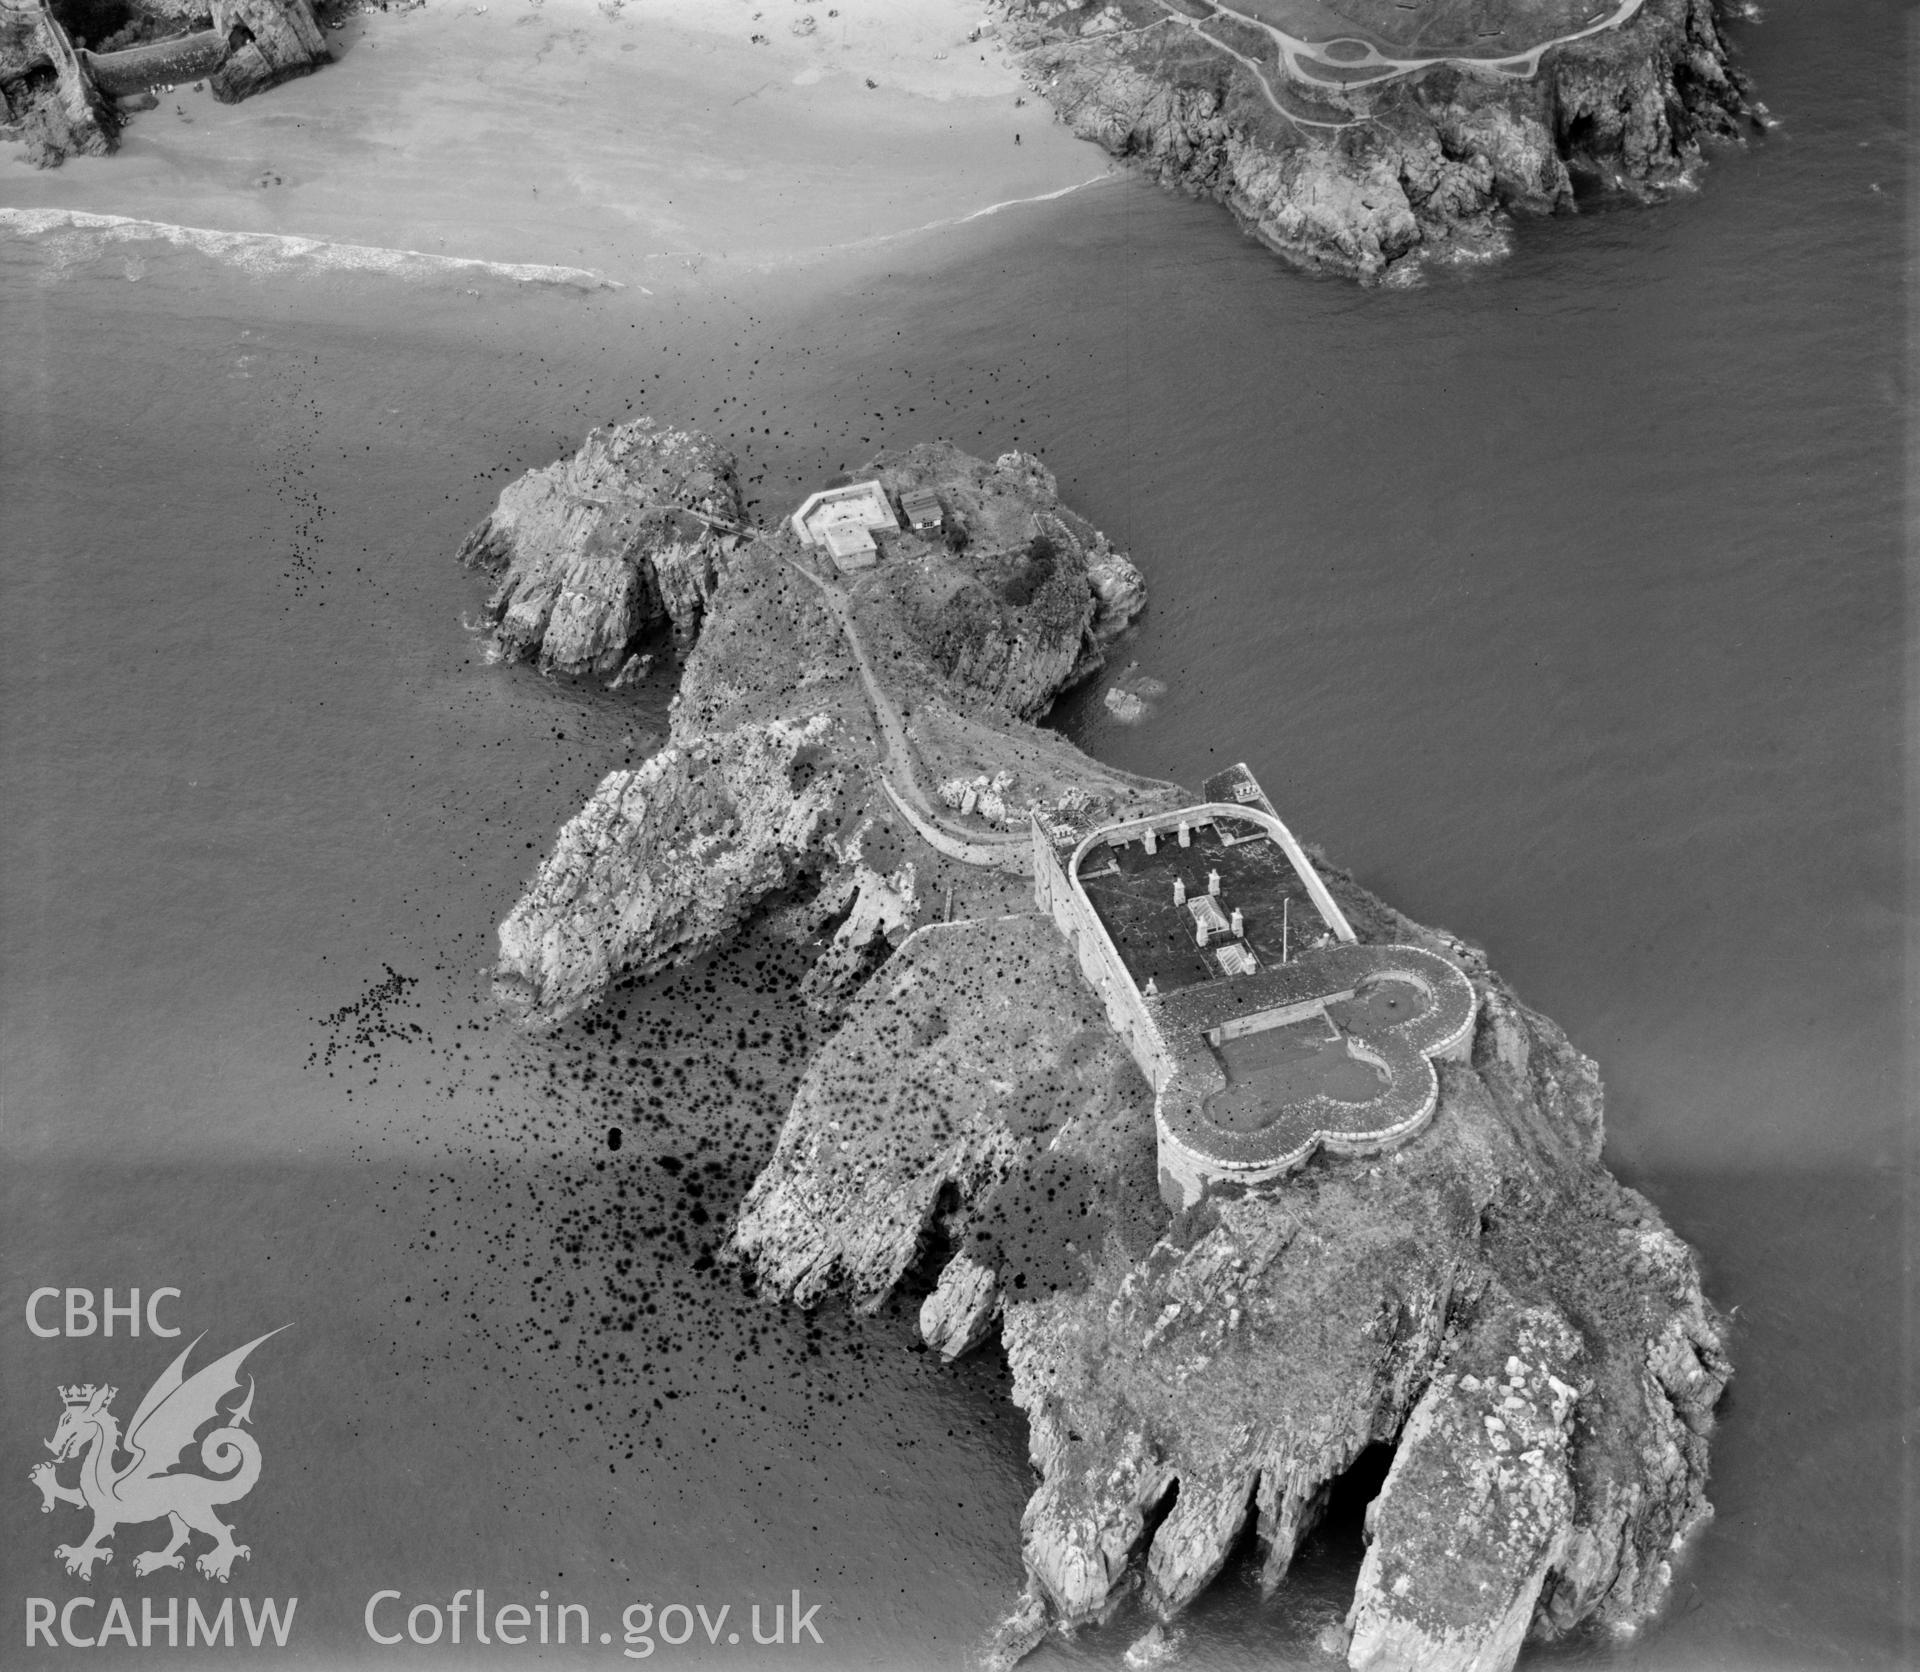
top-left (1031, 817), bottom-right (1172, 1093)
top-left (1034, 773), bottom-right (1479, 1210)
top-left (1064, 799), bottom-right (1359, 949)
top-left (1152, 941), bottom-right (1479, 1208)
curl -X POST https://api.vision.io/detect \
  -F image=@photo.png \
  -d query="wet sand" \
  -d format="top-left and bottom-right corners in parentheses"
top-left (0, 0), bottom-right (1110, 284)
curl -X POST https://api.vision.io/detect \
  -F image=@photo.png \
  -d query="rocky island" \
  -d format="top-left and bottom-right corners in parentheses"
top-left (463, 421), bottom-right (1163, 1029)
top-left (464, 421), bottom-right (1730, 1671)
top-left (999, 0), bottom-right (1756, 279)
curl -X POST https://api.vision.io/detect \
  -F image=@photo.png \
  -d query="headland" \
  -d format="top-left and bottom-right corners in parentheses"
top-left (1000, 0), bottom-right (1756, 279)
top-left (463, 419), bottom-right (1732, 1672)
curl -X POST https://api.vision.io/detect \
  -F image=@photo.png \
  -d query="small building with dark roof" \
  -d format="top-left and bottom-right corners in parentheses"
top-left (899, 486), bottom-right (944, 532)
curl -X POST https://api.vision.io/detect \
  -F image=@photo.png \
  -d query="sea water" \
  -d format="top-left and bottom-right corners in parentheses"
top-left (0, 1), bottom-right (1908, 1666)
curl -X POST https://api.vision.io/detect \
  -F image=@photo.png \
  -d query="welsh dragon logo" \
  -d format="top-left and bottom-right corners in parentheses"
top-left (28, 1329), bottom-right (285, 1583)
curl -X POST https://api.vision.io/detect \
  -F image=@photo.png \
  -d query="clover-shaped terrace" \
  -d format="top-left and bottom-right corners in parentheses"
top-left (1032, 763), bottom-right (1476, 1208)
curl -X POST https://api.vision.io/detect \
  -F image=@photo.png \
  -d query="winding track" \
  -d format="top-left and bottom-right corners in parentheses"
top-left (1189, 0), bottom-right (1649, 90)
top-left (1055, 0), bottom-right (1648, 134)
top-left (782, 550), bottom-right (1034, 874)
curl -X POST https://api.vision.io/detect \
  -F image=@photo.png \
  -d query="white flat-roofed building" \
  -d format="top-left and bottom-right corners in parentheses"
top-left (792, 481), bottom-right (900, 572)
top-left (821, 518), bottom-right (879, 567)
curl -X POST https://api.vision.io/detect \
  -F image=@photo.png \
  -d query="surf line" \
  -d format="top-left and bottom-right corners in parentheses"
top-left (938, 170), bottom-right (1123, 230)
top-left (0, 208), bottom-right (623, 290)
top-left (752, 170), bottom-right (1122, 269)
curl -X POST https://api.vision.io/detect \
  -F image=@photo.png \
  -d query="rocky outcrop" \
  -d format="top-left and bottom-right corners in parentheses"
top-left (475, 428), bottom-right (1163, 1030)
top-left (999, 0), bottom-right (1754, 281)
top-left (459, 419), bottom-right (746, 679)
top-left (1, 0), bottom-right (326, 164)
top-left (1, 0), bottom-right (114, 166)
top-left (920, 1251), bottom-right (1001, 1360)
top-left (1343, 1307), bottom-right (1582, 1672)
top-left (492, 715), bottom-right (855, 1028)
top-left (730, 913), bottom-right (1159, 1305)
top-left (205, 0), bottom-right (330, 105)
top-left (1084, 544), bottom-right (1149, 661)
top-left (731, 889), bottom-right (1730, 1672)
top-left (864, 443), bottom-right (1147, 720)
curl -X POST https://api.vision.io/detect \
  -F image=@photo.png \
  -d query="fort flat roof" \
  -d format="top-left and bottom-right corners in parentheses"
top-left (791, 481), bottom-right (898, 547)
top-left (1151, 940), bottom-right (1480, 1173)
top-left (1074, 817), bottom-right (1341, 995)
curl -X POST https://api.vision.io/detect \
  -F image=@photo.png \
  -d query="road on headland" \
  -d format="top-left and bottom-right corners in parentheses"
top-left (1112, 0), bottom-right (1646, 115)
top-left (782, 551), bottom-right (1034, 874)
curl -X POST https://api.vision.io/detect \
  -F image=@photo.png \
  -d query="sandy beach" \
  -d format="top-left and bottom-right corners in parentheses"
top-left (0, 0), bottom-right (1113, 284)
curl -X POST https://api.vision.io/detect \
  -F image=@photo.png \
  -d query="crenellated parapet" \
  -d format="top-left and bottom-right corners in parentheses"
top-left (1151, 939), bottom-right (1477, 1206)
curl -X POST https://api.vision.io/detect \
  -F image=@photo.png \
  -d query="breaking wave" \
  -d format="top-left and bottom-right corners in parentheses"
top-left (0, 208), bottom-right (622, 290)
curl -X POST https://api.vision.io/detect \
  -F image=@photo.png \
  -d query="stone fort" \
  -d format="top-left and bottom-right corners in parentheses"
top-left (1031, 764), bottom-right (1477, 1208)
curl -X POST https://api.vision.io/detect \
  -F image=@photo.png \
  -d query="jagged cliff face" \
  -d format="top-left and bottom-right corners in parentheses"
top-left (1000, 0), bottom-right (1751, 280)
top-left (864, 443), bottom-right (1149, 721)
top-left (1, 0), bottom-right (326, 165)
top-left (729, 914), bottom-right (1162, 1308)
top-left (1, 1), bottom-right (115, 167)
top-left (491, 714), bottom-right (866, 1028)
top-left (204, 0), bottom-right (330, 106)
top-left (473, 429), bottom-right (1152, 1031)
top-left (728, 893), bottom-right (1729, 1672)
top-left (459, 419), bottom-right (746, 679)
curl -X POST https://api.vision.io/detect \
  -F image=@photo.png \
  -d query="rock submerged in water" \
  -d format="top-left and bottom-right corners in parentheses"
top-left (999, 0), bottom-right (1755, 281)
top-left (1104, 666), bottom-right (1165, 725)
